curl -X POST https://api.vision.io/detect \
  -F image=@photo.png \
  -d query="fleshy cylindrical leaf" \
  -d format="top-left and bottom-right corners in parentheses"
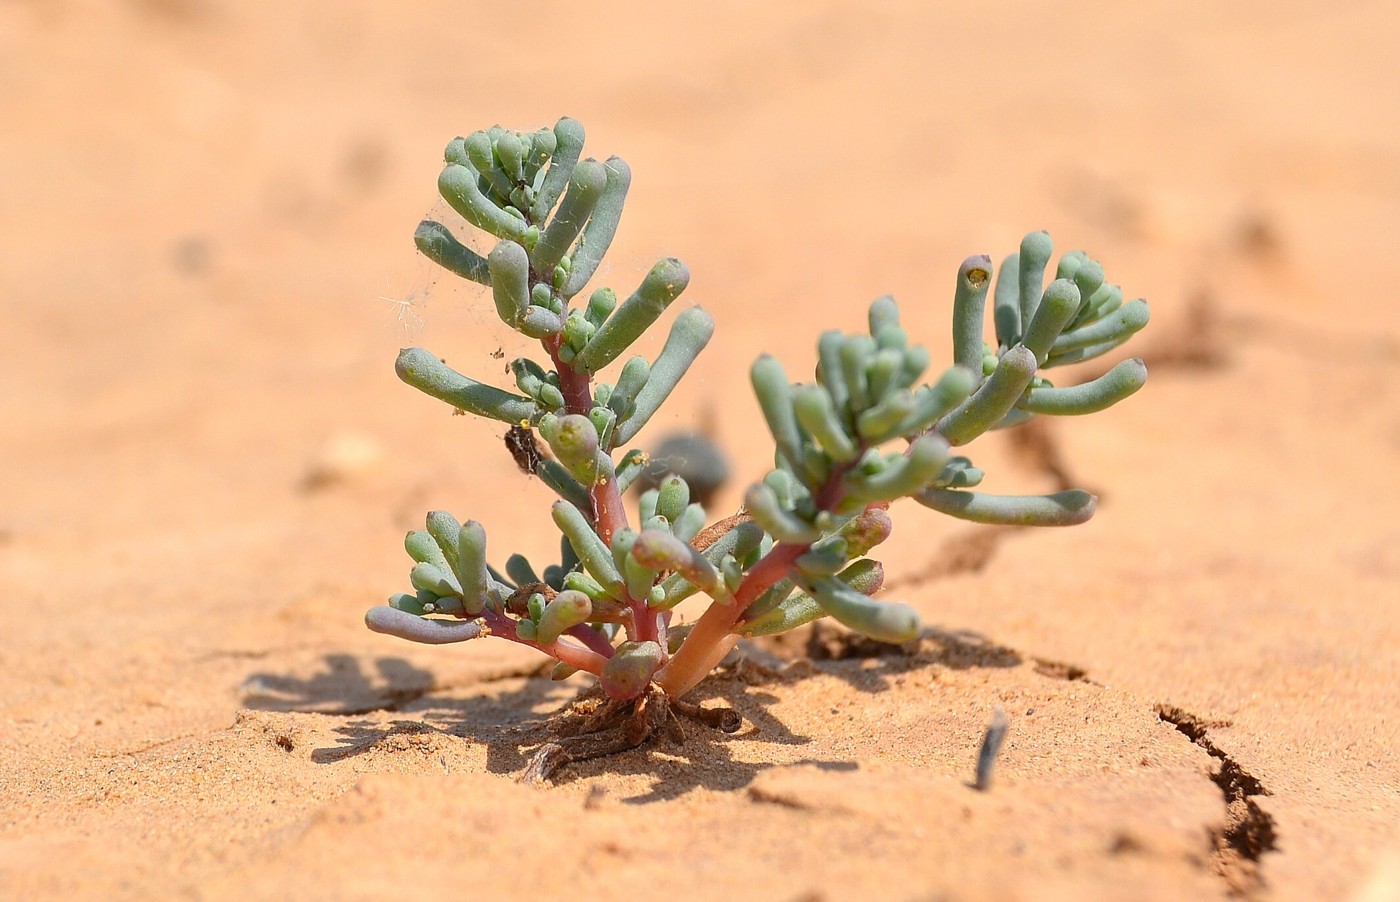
top-left (518, 306), bottom-right (564, 339)
top-left (794, 539), bottom-right (847, 576)
top-left (893, 365), bottom-right (977, 437)
top-left (1017, 230), bottom-right (1054, 327)
top-left (738, 559), bottom-right (884, 637)
top-left (522, 127), bottom-right (556, 186)
top-left (585, 287), bottom-right (617, 328)
top-left (622, 546), bottom-right (659, 602)
top-left (541, 414), bottom-right (600, 483)
top-left (410, 562), bottom-right (459, 598)
top-left (530, 117), bottom-right (586, 223)
top-left (655, 474), bottom-right (691, 524)
top-left (935, 346), bottom-right (1037, 445)
top-left (856, 389), bottom-right (917, 444)
top-left (838, 506), bottom-right (894, 557)
top-left (793, 384), bottom-right (859, 462)
top-left (1021, 278), bottom-right (1081, 365)
top-left (843, 433), bottom-right (950, 502)
top-left (599, 640), bottom-right (664, 700)
top-left (631, 528), bottom-right (721, 595)
top-left (897, 343), bottom-right (930, 390)
top-left (455, 519), bottom-right (495, 614)
top-left (1051, 298), bottom-right (1150, 355)
top-left (1055, 249), bottom-right (1088, 280)
top-left (494, 131), bottom-right (525, 182)
top-left (438, 163), bottom-right (527, 242)
top-left (606, 356), bottom-right (650, 421)
top-left (365, 606), bottom-right (485, 645)
top-left (532, 159), bottom-right (607, 278)
top-left (414, 220), bottom-right (491, 285)
top-left (1081, 282), bottom-right (1125, 326)
top-left (395, 348), bottom-right (537, 424)
top-left (443, 136), bottom-right (469, 166)
top-left (750, 355), bottom-right (804, 473)
top-left (562, 309), bottom-right (596, 356)
top-left (953, 255), bottom-right (993, 374)
top-left (865, 348), bottom-right (903, 407)
top-left (935, 457), bottom-right (984, 489)
top-left (744, 483), bottom-right (820, 544)
top-left (405, 528), bottom-right (450, 571)
top-left (551, 500), bottom-right (625, 597)
top-left (534, 589), bottom-right (594, 645)
top-left (612, 306), bottom-right (714, 445)
top-left (1070, 258), bottom-right (1105, 321)
top-left (576, 259), bottom-right (691, 372)
top-left (562, 156), bottom-right (632, 298)
top-left (992, 253), bottom-right (1020, 348)
top-left (509, 356), bottom-right (548, 392)
top-left (487, 240), bottom-right (531, 328)
top-left (805, 574), bottom-right (918, 644)
top-left (614, 448), bottom-right (648, 494)
top-left (673, 503), bottom-right (706, 543)
top-left (424, 510), bottom-right (463, 575)
top-left (655, 516), bottom-right (765, 609)
top-left (868, 295), bottom-right (900, 337)
top-left (839, 334), bottom-right (875, 413)
top-left (504, 554), bottom-right (539, 589)
top-left (1018, 358), bottom-right (1148, 415)
top-left (465, 130), bottom-right (514, 201)
top-left (817, 330), bottom-right (849, 412)
top-left (916, 487), bottom-right (1096, 526)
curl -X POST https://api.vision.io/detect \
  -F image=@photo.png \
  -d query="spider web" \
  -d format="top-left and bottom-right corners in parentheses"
top-left (376, 198), bottom-right (498, 346)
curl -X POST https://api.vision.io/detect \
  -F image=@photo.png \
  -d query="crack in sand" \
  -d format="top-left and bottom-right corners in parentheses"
top-left (1156, 704), bottom-right (1278, 897)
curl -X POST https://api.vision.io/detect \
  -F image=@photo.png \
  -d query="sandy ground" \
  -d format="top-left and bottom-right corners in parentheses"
top-left (1, 1), bottom-right (1397, 899)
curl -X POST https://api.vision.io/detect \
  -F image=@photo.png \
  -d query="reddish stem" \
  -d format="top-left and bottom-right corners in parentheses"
top-left (545, 335), bottom-right (630, 547)
top-left (589, 475), bottom-right (628, 549)
top-left (655, 541), bottom-right (805, 696)
top-left (566, 623), bottom-right (616, 658)
top-left (630, 602), bottom-right (661, 645)
top-left (546, 334), bottom-right (594, 412)
top-left (655, 458), bottom-right (864, 697)
top-left (543, 332), bottom-right (640, 652)
top-left (483, 609), bottom-right (609, 676)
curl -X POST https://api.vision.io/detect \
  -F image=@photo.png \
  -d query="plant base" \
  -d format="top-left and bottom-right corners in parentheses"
top-left (520, 684), bottom-right (741, 784)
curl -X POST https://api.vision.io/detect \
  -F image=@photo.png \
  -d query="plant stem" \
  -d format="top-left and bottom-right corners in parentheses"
top-left (589, 472), bottom-right (628, 549)
top-left (566, 623), bottom-right (617, 658)
top-left (655, 460), bottom-right (861, 697)
top-left (632, 603), bottom-right (661, 645)
top-left (483, 609), bottom-right (609, 676)
top-left (541, 330), bottom-right (640, 656)
top-left (546, 334), bottom-right (593, 412)
top-left (655, 540), bottom-right (805, 696)
top-left (545, 334), bottom-right (630, 546)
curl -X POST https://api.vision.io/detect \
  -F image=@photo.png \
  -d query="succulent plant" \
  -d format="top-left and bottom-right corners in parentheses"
top-left (364, 117), bottom-right (1149, 775)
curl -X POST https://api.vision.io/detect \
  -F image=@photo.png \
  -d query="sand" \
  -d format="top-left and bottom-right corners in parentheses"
top-left (1, 1), bottom-right (1396, 899)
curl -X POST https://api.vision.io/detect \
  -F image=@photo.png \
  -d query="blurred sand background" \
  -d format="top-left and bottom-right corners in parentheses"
top-left (1, 1), bottom-right (1397, 899)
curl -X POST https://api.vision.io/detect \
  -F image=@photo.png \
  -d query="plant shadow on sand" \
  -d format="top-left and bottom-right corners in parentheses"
top-left (237, 624), bottom-right (1022, 802)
